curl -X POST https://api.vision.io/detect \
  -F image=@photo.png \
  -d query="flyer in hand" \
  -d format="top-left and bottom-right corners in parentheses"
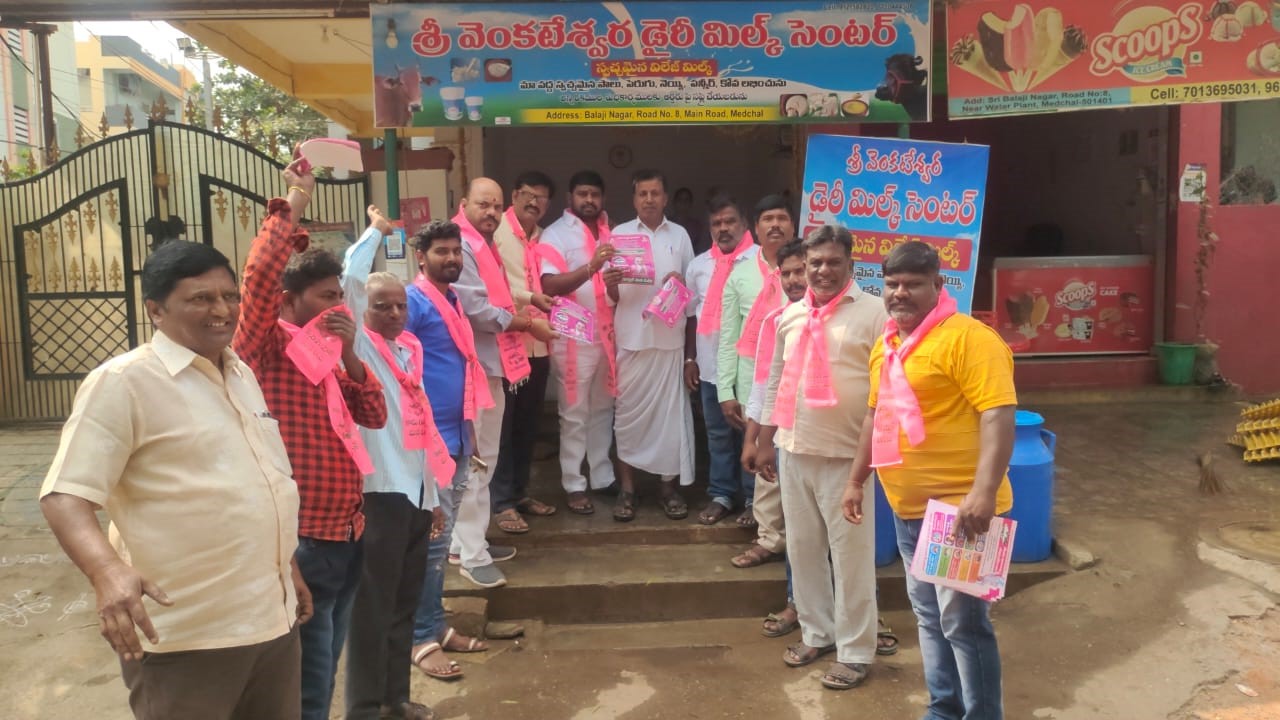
top-left (607, 234), bottom-right (655, 285)
top-left (908, 499), bottom-right (1018, 602)
top-left (642, 276), bottom-right (694, 328)
top-left (549, 297), bottom-right (595, 344)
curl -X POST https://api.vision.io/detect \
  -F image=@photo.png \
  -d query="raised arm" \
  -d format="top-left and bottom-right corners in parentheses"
top-left (341, 206), bottom-right (394, 329)
top-left (233, 163), bottom-right (315, 365)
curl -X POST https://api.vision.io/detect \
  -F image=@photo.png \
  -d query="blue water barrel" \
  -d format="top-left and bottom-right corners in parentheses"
top-left (1008, 410), bottom-right (1056, 562)
top-left (872, 473), bottom-right (897, 567)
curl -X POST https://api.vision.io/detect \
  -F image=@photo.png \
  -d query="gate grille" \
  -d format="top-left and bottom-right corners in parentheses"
top-left (1, 121), bottom-right (370, 421)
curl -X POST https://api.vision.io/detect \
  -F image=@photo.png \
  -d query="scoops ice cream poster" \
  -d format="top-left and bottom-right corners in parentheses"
top-left (800, 134), bottom-right (990, 314)
top-left (946, 0), bottom-right (1280, 117)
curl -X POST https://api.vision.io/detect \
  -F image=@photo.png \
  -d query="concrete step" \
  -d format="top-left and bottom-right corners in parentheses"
top-left (444, 543), bottom-right (1070, 624)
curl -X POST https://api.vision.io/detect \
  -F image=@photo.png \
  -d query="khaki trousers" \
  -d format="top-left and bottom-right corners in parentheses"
top-left (752, 472), bottom-right (786, 553)
top-left (778, 450), bottom-right (877, 665)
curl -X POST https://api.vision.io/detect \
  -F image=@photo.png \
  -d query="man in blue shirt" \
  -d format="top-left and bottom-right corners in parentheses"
top-left (406, 220), bottom-right (491, 679)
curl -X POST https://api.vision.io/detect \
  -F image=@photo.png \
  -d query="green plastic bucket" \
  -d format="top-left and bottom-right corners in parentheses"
top-left (1154, 342), bottom-right (1196, 385)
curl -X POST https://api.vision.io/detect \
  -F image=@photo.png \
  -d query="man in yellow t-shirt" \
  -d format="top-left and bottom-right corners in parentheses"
top-left (843, 241), bottom-right (1016, 720)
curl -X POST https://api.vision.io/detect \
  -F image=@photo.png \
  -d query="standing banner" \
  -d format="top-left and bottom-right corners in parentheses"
top-left (946, 1), bottom-right (1280, 118)
top-left (800, 134), bottom-right (990, 314)
top-left (371, 2), bottom-right (932, 127)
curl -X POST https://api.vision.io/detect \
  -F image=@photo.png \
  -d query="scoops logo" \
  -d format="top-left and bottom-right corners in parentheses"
top-left (1090, 3), bottom-right (1203, 81)
top-left (1054, 280), bottom-right (1097, 310)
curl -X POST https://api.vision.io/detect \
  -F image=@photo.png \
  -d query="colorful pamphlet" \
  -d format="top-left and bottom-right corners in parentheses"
top-left (643, 276), bottom-right (694, 328)
top-left (909, 499), bottom-right (1018, 602)
top-left (549, 297), bottom-right (595, 345)
top-left (607, 234), bottom-right (655, 285)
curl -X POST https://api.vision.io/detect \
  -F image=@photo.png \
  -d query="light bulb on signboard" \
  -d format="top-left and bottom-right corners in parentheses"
top-left (385, 19), bottom-right (399, 49)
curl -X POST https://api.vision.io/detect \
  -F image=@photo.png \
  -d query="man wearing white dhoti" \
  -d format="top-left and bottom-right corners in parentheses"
top-left (609, 169), bottom-right (698, 522)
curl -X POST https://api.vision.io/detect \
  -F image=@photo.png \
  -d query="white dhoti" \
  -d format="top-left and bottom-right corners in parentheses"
top-left (551, 339), bottom-right (616, 493)
top-left (614, 348), bottom-right (695, 485)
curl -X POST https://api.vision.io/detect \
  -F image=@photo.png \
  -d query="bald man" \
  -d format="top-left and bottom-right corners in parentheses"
top-left (450, 178), bottom-right (556, 588)
top-left (340, 207), bottom-right (442, 720)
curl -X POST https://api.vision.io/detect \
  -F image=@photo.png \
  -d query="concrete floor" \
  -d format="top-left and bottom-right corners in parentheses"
top-left (1, 399), bottom-right (1277, 719)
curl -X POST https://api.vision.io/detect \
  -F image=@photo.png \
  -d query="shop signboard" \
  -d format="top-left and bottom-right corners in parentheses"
top-left (800, 134), bottom-right (989, 314)
top-left (370, 1), bottom-right (932, 128)
top-left (992, 256), bottom-right (1154, 355)
top-left (946, 1), bottom-right (1280, 118)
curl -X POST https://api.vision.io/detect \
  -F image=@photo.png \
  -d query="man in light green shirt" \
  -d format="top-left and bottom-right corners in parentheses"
top-left (717, 195), bottom-right (796, 562)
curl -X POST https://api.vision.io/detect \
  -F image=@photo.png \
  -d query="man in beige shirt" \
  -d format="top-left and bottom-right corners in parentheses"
top-left (491, 170), bottom-right (558, 533)
top-left (757, 225), bottom-right (887, 692)
top-left (40, 239), bottom-right (312, 720)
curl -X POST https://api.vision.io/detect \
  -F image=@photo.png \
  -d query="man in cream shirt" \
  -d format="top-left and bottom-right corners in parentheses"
top-left (40, 239), bottom-right (311, 719)
top-left (757, 225), bottom-right (887, 692)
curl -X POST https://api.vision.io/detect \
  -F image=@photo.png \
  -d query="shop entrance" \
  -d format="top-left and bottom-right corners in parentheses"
top-left (483, 124), bottom-right (802, 252)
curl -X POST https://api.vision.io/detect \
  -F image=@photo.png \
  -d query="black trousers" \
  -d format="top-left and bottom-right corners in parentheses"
top-left (491, 355), bottom-right (551, 513)
top-left (344, 492), bottom-right (433, 720)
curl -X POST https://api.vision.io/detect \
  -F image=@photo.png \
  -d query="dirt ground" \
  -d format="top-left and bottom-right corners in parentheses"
top-left (0, 400), bottom-right (1276, 719)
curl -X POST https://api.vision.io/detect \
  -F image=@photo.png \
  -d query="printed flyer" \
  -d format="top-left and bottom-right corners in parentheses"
top-left (946, 1), bottom-right (1280, 117)
top-left (800, 134), bottom-right (990, 314)
top-left (909, 499), bottom-right (1018, 602)
top-left (371, 1), bottom-right (933, 127)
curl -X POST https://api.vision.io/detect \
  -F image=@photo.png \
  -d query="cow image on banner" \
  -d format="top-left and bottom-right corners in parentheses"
top-left (800, 134), bottom-right (990, 314)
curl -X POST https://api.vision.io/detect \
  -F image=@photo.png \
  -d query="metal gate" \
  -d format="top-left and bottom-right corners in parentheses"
top-left (0, 120), bottom-right (369, 421)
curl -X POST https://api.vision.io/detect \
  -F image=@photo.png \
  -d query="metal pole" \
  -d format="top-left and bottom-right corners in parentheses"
top-left (384, 128), bottom-right (400, 220)
top-left (34, 26), bottom-right (56, 163)
top-left (201, 54), bottom-right (214, 128)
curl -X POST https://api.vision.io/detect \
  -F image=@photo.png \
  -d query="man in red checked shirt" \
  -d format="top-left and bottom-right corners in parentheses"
top-left (233, 161), bottom-right (388, 720)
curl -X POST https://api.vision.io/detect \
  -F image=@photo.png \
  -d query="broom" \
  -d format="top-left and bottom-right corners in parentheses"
top-left (1198, 451), bottom-right (1227, 495)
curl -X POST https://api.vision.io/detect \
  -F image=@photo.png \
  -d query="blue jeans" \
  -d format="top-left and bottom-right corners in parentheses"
top-left (295, 536), bottom-right (363, 720)
top-left (699, 381), bottom-right (748, 508)
top-left (413, 453), bottom-right (468, 646)
top-left (895, 515), bottom-right (1003, 720)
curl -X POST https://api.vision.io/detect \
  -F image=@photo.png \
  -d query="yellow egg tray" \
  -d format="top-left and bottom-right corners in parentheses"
top-left (1240, 398), bottom-right (1280, 421)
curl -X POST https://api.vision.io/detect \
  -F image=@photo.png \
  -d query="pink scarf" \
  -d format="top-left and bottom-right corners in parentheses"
top-left (696, 231), bottom-right (754, 335)
top-left (736, 252), bottom-right (782, 359)
top-left (770, 281), bottom-right (853, 429)
top-left (752, 304), bottom-right (787, 384)
top-left (411, 275), bottom-right (495, 419)
top-left (279, 317), bottom-right (374, 474)
top-left (556, 213), bottom-right (618, 406)
top-left (453, 207), bottom-right (532, 385)
top-left (364, 327), bottom-right (458, 489)
top-left (871, 289), bottom-right (958, 468)
top-left (503, 206), bottom-right (545, 303)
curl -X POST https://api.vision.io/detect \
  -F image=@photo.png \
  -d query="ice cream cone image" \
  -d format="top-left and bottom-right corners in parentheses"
top-left (950, 33), bottom-right (1010, 90)
top-left (1030, 24), bottom-right (1088, 90)
top-left (1003, 4), bottom-right (1037, 91)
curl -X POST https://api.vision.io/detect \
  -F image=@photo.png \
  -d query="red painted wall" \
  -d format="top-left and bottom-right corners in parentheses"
top-left (1174, 104), bottom-right (1280, 395)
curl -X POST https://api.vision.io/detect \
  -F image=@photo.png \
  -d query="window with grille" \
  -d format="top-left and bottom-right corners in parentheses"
top-left (13, 106), bottom-right (29, 144)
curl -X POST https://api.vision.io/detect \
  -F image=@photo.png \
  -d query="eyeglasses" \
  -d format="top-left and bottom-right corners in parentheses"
top-left (516, 189), bottom-right (550, 203)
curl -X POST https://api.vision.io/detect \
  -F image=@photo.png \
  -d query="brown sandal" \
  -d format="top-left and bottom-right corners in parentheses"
top-left (736, 510), bottom-right (758, 529)
top-left (613, 491), bottom-right (636, 522)
top-left (494, 508), bottom-right (529, 534)
top-left (566, 491), bottom-right (595, 515)
top-left (731, 543), bottom-right (783, 568)
top-left (516, 497), bottom-right (557, 516)
top-left (411, 642), bottom-right (463, 681)
top-left (698, 503), bottom-right (731, 525)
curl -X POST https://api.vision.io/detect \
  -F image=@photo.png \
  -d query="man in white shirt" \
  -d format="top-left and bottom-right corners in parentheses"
top-left (686, 195), bottom-right (756, 525)
top-left (540, 170), bottom-right (622, 516)
top-left (609, 169), bottom-right (698, 522)
top-left (341, 207), bottom-right (443, 720)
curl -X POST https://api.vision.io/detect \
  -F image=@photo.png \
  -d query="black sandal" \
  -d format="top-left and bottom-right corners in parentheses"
top-left (660, 492), bottom-right (688, 520)
top-left (613, 491), bottom-right (636, 522)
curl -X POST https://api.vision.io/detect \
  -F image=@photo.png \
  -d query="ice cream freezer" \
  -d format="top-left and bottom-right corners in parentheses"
top-left (992, 255), bottom-right (1154, 356)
